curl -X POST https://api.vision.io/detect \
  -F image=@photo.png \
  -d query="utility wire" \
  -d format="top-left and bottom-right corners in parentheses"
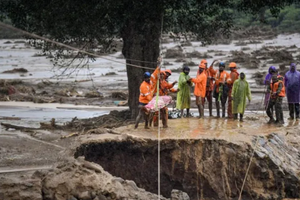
top-left (238, 137), bottom-right (259, 200)
top-left (157, 13), bottom-right (165, 200)
top-left (0, 21), bottom-right (155, 70)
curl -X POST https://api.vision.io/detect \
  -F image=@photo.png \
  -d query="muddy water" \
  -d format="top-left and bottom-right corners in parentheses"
top-left (0, 104), bottom-right (110, 129)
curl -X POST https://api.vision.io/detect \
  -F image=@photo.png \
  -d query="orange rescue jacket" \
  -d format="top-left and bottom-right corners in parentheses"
top-left (270, 81), bottom-right (285, 98)
top-left (159, 80), bottom-right (177, 96)
top-left (209, 66), bottom-right (230, 93)
top-left (204, 69), bottom-right (214, 92)
top-left (191, 72), bottom-right (207, 97)
top-left (227, 70), bottom-right (239, 86)
top-left (139, 67), bottom-right (160, 104)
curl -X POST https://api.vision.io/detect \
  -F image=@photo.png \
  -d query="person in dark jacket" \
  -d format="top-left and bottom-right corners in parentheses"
top-left (284, 63), bottom-right (300, 120)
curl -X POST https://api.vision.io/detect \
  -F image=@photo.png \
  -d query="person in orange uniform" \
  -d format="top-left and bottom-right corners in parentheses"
top-left (164, 69), bottom-right (172, 80)
top-left (277, 75), bottom-right (285, 122)
top-left (201, 59), bottom-right (217, 117)
top-left (226, 62), bottom-right (239, 119)
top-left (209, 62), bottom-right (230, 118)
top-left (134, 63), bottom-right (160, 129)
top-left (266, 75), bottom-right (285, 124)
top-left (190, 63), bottom-right (207, 118)
top-left (163, 69), bottom-right (178, 94)
top-left (152, 71), bottom-right (178, 128)
top-left (159, 70), bottom-right (178, 94)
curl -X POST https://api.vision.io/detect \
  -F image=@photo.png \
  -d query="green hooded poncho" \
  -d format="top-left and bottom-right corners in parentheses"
top-left (176, 72), bottom-right (191, 109)
top-left (232, 74), bottom-right (251, 114)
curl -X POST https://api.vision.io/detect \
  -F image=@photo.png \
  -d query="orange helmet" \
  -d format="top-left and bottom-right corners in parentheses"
top-left (201, 59), bottom-right (207, 64)
top-left (165, 69), bottom-right (172, 75)
top-left (160, 70), bottom-right (166, 76)
top-left (229, 62), bottom-right (237, 68)
top-left (199, 63), bottom-right (206, 69)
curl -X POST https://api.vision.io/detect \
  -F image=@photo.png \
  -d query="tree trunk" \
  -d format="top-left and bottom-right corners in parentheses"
top-left (121, 17), bottom-right (162, 119)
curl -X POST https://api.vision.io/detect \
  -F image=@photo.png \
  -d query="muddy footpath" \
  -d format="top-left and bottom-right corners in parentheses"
top-left (1, 29), bottom-right (300, 200)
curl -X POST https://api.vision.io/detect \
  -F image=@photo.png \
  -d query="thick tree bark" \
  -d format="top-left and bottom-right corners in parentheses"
top-left (122, 17), bottom-right (162, 119)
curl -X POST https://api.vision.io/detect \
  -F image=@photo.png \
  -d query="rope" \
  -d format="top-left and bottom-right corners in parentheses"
top-left (157, 13), bottom-right (164, 200)
top-left (261, 85), bottom-right (271, 121)
top-left (156, 75), bottom-right (161, 200)
top-left (0, 21), bottom-right (155, 70)
top-left (238, 137), bottom-right (259, 200)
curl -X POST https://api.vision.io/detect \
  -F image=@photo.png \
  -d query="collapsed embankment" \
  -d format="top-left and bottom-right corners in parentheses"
top-left (0, 157), bottom-right (188, 200)
top-left (75, 134), bottom-right (300, 200)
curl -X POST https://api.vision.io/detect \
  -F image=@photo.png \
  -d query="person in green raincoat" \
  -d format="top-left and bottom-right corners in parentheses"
top-left (231, 72), bottom-right (251, 122)
top-left (176, 65), bottom-right (192, 118)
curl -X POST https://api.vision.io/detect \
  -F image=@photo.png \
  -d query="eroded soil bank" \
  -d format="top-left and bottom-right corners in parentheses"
top-left (75, 134), bottom-right (300, 200)
top-left (0, 157), bottom-right (189, 200)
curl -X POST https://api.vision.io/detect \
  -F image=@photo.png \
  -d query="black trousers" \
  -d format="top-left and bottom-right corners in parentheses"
top-left (288, 103), bottom-right (300, 118)
top-left (267, 97), bottom-right (283, 122)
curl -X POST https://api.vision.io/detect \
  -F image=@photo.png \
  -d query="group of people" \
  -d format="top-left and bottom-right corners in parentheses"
top-left (135, 57), bottom-right (300, 129)
top-left (134, 59), bottom-right (178, 129)
top-left (264, 63), bottom-right (300, 124)
top-left (176, 60), bottom-right (251, 122)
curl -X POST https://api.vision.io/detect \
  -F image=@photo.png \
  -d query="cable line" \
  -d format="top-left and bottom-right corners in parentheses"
top-left (0, 21), bottom-right (155, 70)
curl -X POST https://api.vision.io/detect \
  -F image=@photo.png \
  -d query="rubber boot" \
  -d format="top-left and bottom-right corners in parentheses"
top-left (209, 101), bottom-right (213, 117)
top-left (267, 117), bottom-right (275, 124)
top-left (233, 114), bottom-right (238, 120)
top-left (275, 108), bottom-right (281, 124)
top-left (222, 103), bottom-right (226, 118)
top-left (228, 98), bottom-right (233, 119)
top-left (197, 105), bottom-right (202, 118)
top-left (266, 107), bottom-right (274, 120)
top-left (280, 112), bottom-right (284, 124)
top-left (240, 114), bottom-right (243, 122)
top-left (180, 109), bottom-right (184, 118)
top-left (186, 109), bottom-right (190, 118)
top-left (288, 103), bottom-right (294, 120)
top-left (279, 110), bottom-right (284, 124)
top-left (216, 101), bottom-right (220, 118)
top-left (296, 103), bottom-right (300, 119)
top-left (200, 104), bottom-right (204, 118)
